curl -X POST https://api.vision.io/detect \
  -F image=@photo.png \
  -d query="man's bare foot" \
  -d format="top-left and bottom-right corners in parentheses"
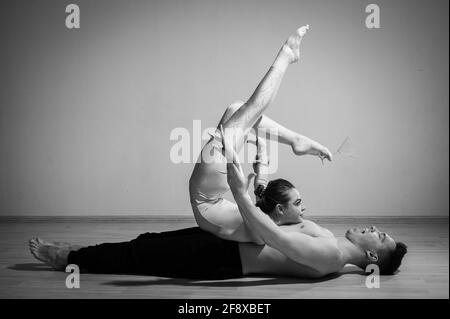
top-left (291, 135), bottom-right (333, 162)
top-left (34, 238), bottom-right (69, 248)
top-left (28, 238), bottom-right (70, 270)
top-left (273, 25), bottom-right (310, 70)
top-left (32, 237), bottom-right (84, 251)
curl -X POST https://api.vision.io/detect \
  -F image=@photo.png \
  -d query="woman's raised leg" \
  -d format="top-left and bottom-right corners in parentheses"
top-left (189, 26), bottom-right (313, 242)
top-left (220, 26), bottom-right (310, 152)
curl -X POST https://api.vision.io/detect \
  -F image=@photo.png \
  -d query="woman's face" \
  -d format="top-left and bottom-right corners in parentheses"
top-left (277, 188), bottom-right (306, 224)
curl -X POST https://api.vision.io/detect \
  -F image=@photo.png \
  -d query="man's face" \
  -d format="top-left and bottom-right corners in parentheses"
top-left (278, 188), bottom-right (306, 224)
top-left (346, 226), bottom-right (396, 257)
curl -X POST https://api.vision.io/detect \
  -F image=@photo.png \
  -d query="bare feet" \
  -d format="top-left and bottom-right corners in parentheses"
top-left (291, 135), bottom-right (333, 162)
top-left (273, 25), bottom-right (310, 70)
top-left (33, 238), bottom-right (84, 251)
top-left (29, 238), bottom-right (70, 270)
top-left (34, 238), bottom-right (70, 248)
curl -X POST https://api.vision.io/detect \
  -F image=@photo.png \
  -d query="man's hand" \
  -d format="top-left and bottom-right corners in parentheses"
top-left (219, 125), bottom-right (255, 195)
top-left (248, 135), bottom-right (269, 172)
top-left (248, 135), bottom-right (269, 193)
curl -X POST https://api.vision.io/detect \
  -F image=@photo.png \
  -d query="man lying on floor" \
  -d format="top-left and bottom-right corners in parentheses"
top-left (29, 126), bottom-right (407, 280)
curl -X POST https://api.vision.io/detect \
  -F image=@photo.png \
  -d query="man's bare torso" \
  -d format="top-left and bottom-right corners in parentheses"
top-left (238, 220), bottom-right (339, 278)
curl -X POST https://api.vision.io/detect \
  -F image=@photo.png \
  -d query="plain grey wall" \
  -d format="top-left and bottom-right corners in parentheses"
top-left (0, 0), bottom-right (448, 216)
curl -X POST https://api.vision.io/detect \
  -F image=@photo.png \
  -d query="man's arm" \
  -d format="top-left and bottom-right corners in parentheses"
top-left (233, 191), bottom-right (334, 269)
top-left (220, 125), bottom-right (338, 269)
top-left (251, 135), bottom-right (269, 201)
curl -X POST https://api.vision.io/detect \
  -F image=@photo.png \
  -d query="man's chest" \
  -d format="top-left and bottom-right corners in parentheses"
top-left (281, 220), bottom-right (334, 238)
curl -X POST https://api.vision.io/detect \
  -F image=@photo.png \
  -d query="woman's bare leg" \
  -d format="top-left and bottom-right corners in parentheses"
top-left (190, 26), bottom-right (315, 242)
top-left (220, 101), bottom-right (332, 160)
top-left (254, 115), bottom-right (332, 159)
top-left (221, 26), bottom-right (309, 152)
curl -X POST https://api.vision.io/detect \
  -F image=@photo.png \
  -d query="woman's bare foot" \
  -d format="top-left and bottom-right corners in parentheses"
top-left (291, 135), bottom-right (333, 161)
top-left (28, 238), bottom-right (70, 270)
top-left (273, 25), bottom-right (310, 70)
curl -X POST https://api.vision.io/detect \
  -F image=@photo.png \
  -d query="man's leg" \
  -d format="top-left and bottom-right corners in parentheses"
top-left (28, 228), bottom-right (243, 279)
top-left (28, 229), bottom-right (204, 272)
top-left (31, 237), bottom-right (84, 251)
top-left (29, 237), bottom-right (139, 273)
top-left (189, 27), bottom-right (310, 243)
top-left (29, 238), bottom-right (73, 270)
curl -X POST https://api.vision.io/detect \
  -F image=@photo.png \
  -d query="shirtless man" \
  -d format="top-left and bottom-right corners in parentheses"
top-left (218, 123), bottom-right (407, 277)
top-left (28, 26), bottom-right (407, 279)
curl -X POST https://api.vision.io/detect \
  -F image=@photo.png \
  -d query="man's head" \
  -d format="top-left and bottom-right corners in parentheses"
top-left (255, 178), bottom-right (305, 225)
top-left (345, 226), bottom-right (407, 275)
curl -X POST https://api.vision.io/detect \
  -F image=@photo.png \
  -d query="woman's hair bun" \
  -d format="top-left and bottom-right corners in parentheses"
top-left (254, 184), bottom-right (266, 198)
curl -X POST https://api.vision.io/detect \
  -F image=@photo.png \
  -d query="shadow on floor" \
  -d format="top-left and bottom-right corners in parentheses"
top-left (102, 270), bottom-right (365, 287)
top-left (8, 263), bottom-right (368, 287)
top-left (8, 263), bottom-right (54, 272)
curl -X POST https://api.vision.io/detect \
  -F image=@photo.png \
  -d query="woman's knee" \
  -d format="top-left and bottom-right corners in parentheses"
top-left (221, 100), bottom-right (245, 125)
top-left (228, 100), bottom-right (245, 112)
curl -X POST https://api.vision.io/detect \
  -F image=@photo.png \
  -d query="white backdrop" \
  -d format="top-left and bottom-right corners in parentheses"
top-left (0, 0), bottom-right (448, 216)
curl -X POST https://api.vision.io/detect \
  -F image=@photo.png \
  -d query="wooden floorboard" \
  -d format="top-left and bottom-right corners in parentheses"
top-left (0, 218), bottom-right (448, 298)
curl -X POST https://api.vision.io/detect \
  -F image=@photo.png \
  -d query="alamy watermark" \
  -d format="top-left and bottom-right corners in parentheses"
top-left (365, 4), bottom-right (380, 29)
top-left (169, 121), bottom-right (280, 174)
top-left (65, 264), bottom-right (80, 289)
top-left (65, 4), bottom-right (80, 29)
top-left (365, 264), bottom-right (380, 288)
top-left (64, 4), bottom-right (380, 32)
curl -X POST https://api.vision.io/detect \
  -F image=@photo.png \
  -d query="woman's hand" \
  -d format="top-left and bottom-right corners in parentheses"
top-left (219, 125), bottom-right (255, 196)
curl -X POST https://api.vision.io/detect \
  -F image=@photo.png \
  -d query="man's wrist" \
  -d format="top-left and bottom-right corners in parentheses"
top-left (255, 154), bottom-right (269, 164)
top-left (233, 190), bottom-right (252, 203)
top-left (253, 160), bottom-right (269, 175)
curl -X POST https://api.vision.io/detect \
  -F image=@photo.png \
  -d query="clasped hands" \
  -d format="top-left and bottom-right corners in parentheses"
top-left (218, 125), bottom-right (257, 196)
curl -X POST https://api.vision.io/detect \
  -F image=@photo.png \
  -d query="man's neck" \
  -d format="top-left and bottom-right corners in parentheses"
top-left (336, 237), bottom-right (366, 268)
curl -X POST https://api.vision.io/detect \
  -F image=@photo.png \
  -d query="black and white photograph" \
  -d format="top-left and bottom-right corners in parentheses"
top-left (0, 0), bottom-right (448, 306)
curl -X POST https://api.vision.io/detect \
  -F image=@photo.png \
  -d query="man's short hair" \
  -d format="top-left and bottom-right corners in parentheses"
top-left (379, 242), bottom-right (408, 275)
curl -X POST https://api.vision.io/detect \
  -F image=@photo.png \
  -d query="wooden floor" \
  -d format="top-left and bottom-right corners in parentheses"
top-left (0, 217), bottom-right (448, 299)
